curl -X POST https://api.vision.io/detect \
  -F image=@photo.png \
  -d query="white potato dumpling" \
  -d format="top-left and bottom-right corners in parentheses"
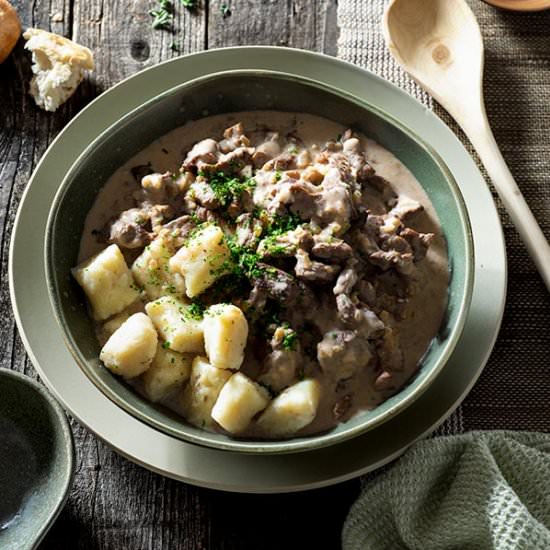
top-left (211, 372), bottom-right (270, 434)
top-left (181, 356), bottom-right (232, 429)
top-left (203, 304), bottom-right (248, 370)
top-left (99, 313), bottom-right (158, 378)
top-left (101, 301), bottom-right (145, 340)
top-left (132, 237), bottom-right (185, 300)
top-left (169, 224), bottom-right (231, 298)
top-left (145, 296), bottom-right (203, 353)
top-left (141, 345), bottom-right (193, 402)
top-left (72, 244), bottom-right (140, 321)
top-left (103, 310), bottom-right (132, 337)
top-left (256, 379), bottom-right (321, 438)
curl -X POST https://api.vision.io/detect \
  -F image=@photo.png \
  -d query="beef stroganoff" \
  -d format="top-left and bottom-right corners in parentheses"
top-left (73, 111), bottom-right (449, 439)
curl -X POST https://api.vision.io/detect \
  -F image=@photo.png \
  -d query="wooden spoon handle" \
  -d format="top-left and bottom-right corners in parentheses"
top-left (464, 116), bottom-right (550, 290)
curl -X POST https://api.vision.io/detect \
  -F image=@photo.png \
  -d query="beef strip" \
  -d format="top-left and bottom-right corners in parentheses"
top-left (258, 326), bottom-right (301, 392)
top-left (317, 330), bottom-right (372, 380)
top-left (311, 239), bottom-right (353, 262)
top-left (252, 265), bottom-right (316, 311)
top-left (294, 249), bottom-right (341, 284)
top-left (108, 208), bottom-right (152, 249)
top-left (401, 228), bottom-right (435, 261)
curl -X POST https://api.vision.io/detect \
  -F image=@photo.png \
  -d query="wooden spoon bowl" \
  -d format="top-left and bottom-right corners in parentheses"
top-left (383, 0), bottom-right (550, 291)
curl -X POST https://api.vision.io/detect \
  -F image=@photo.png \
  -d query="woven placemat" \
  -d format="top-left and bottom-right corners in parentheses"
top-left (337, 0), bottom-right (550, 435)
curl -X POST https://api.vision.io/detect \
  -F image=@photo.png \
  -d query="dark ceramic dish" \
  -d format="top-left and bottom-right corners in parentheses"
top-left (0, 369), bottom-right (74, 549)
top-left (45, 70), bottom-right (474, 454)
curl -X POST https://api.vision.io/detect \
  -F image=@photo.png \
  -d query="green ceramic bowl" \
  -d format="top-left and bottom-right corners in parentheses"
top-left (0, 369), bottom-right (74, 549)
top-left (45, 70), bottom-right (474, 454)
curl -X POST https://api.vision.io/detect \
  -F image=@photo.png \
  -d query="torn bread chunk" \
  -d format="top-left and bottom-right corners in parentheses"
top-left (0, 0), bottom-right (21, 64)
top-left (23, 28), bottom-right (94, 112)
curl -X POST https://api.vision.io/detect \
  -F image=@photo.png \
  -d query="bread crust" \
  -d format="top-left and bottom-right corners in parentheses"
top-left (23, 28), bottom-right (95, 111)
top-left (23, 28), bottom-right (94, 70)
top-left (0, 0), bottom-right (21, 64)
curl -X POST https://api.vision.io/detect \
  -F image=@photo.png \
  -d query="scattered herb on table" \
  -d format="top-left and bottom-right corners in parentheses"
top-left (180, 0), bottom-right (197, 8)
top-left (149, 0), bottom-right (173, 29)
top-left (220, 3), bottom-right (232, 17)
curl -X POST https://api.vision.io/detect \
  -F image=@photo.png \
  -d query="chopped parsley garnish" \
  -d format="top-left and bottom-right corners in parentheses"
top-left (161, 341), bottom-right (171, 349)
top-left (262, 237), bottom-right (289, 256)
top-left (266, 211), bottom-right (302, 235)
top-left (281, 331), bottom-right (298, 351)
top-left (221, 236), bottom-right (264, 279)
top-left (147, 267), bottom-right (162, 287)
top-left (187, 301), bottom-right (205, 320)
top-left (199, 170), bottom-right (256, 208)
top-left (149, 0), bottom-right (173, 29)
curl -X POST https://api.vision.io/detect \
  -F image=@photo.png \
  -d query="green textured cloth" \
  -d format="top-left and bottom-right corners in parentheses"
top-left (343, 432), bottom-right (550, 550)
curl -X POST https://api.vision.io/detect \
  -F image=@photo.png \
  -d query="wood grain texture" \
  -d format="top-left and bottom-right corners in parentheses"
top-left (0, 2), bottom-right (359, 549)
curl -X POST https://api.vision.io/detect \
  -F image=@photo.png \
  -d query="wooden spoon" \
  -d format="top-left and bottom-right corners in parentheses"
top-left (382, 0), bottom-right (550, 290)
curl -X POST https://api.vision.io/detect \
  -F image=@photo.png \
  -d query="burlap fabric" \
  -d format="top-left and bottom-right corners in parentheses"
top-left (338, 0), bottom-right (550, 436)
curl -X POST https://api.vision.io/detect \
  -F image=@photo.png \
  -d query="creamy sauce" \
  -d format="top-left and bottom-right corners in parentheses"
top-left (79, 111), bottom-right (449, 438)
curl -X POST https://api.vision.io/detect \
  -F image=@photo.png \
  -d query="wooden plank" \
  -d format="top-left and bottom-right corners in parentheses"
top-left (0, 0), bottom-right (76, 384)
top-left (207, 0), bottom-right (338, 55)
top-left (1, 2), bottom-right (356, 549)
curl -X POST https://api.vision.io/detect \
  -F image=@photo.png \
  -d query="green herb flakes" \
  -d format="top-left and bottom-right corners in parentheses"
top-left (187, 301), bottom-right (205, 320)
top-left (220, 3), bottom-right (231, 17)
top-left (199, 170), bottom-right (256, 208)
top-left (149, 0), bottom-right (173, 29)
top-left (282, 331), bottom-right (298, 351)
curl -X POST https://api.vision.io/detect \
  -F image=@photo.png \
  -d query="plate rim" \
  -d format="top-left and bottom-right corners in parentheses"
top-left (9, 46), bottom-right (507, 493)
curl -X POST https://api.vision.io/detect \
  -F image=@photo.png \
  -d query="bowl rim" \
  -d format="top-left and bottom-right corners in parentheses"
top-left (0, 368), bottom-right (75, 548)
top-left (45, 68), bottom-right (474, 454)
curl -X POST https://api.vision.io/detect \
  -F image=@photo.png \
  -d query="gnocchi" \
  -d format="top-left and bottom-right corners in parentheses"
top-left (256, 379), bottom-right (321, 438)
top-left (202, 304), bottom-right (248, 370)
top-left (145, 296), bottom-right (204, 353)
top-left (141, 345), bottom-right (193, 402)
top-left (72, 244), bottom-right (140, 320)
top-left (169, 224), bottom-right (231, 298)
top-left (181, 356), bottom-right (232, 430)
top-left (99, 313), bottom-right (157, 378)
top-left (211, 372), bottom-right (270, 434)
top-left (132, 236), bottom-right (185, 300)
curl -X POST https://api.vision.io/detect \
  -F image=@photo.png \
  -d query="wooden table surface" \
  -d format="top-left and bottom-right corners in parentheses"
top-left (0, 1), bottom-right (362, 548)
